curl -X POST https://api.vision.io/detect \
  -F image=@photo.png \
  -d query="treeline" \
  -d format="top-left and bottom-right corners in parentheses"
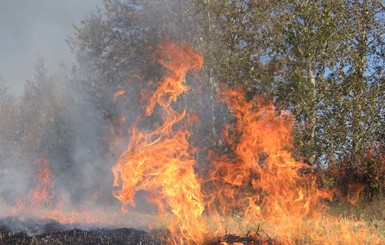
top-left (0, 60), bottom-right (110, 205)
top-left (1, 0), bottom-right (385, 203)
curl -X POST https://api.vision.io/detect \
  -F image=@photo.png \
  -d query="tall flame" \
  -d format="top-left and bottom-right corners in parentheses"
top-left (112, 41), bottom-right (385, 244)
top-left (205, 87), bottom-right (333, 222)
top-left (31, 152), bottom-right (54, 208)
top-left (112, 41), bottom-right (205, 244)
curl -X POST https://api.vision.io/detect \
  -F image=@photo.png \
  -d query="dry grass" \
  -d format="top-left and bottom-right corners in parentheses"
top-left (2, 199), bottom-right (385, 244)
top-left (329, 196), bottom-right (385, 237)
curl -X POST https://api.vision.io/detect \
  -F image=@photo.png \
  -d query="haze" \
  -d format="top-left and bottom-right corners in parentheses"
top-left (0, 0), bottom-right (102, 95)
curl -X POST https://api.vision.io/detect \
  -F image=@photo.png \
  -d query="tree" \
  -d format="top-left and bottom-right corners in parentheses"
top-left (318, 0), bottom-right (385, 199)
top-left (213, 0), bottom-right (385, 167)
top-left (71, 0), bottom-right (385, 197)
top-left (70, 0), bottom-right (233, 150)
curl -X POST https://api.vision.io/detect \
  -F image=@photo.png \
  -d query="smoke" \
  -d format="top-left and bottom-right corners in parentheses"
top-left (0, 66), bottom-right (121, 232)
top-left (0, 0), bottom-right (123, 217)
top-left (0, 0), bottom-right (228, 232)
top-left (0, 156), bottom-right (31, 206)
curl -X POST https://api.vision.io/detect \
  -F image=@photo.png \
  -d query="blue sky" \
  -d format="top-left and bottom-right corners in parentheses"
top-left (0, 0), bottom-right (102, 95)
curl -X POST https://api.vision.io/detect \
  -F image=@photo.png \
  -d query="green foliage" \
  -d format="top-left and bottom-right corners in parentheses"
top-left (209, 0), bottom-right (385, 169)
top-left (69, 0), bottom-right (385, 201)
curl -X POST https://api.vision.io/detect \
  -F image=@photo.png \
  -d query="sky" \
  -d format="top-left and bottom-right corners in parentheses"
top-left (0, 0), bottom-right (103, 95)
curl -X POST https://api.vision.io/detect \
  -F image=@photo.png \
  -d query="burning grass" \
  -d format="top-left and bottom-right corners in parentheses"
top-left (2, 40), bottom-right (385, 244)
top-left (1, 213), bottom-right (384, 244)
top-left (110, 40), bottom-right (385, 244)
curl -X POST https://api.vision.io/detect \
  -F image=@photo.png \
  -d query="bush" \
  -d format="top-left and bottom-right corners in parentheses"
top-left (327, 145), bottom-right (385, 202)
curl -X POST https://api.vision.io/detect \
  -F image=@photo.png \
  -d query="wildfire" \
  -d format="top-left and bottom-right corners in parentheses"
top-left (11, 152), bottom-right (54, 213)
top-left (31, 152), bottom-right (54, 208)
top-left (10, 152), bottom-right (102, 225)
top-left (112, 40), bottom-right (205, 244)
top-left (2, 39), bottom-right (383, 244)
top-left (204, 87), bottom-right (333, 225)
top-left (112, 40), bottom-right (385, 244)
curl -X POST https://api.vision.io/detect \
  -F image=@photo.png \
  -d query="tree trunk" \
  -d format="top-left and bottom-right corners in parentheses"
top-left (205, 0), bottom-right (217, 146)
top-left (307, 66), bottom-right (317, 165)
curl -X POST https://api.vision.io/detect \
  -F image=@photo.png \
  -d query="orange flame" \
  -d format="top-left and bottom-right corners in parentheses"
top-left (11, 152), bottom-right (54, 215)
top-left (204, 87), bottom-right (333, 223)
top-left (112, 41), bottom-right (385, 244)
top-left (31, 152), bottom-right (54, 208)
top-left (113, 90), bottom-right (126, 102)
top-left (10, 152), bottom-right (102, 225)
top-left (112, 40), bottom-right (205, 244)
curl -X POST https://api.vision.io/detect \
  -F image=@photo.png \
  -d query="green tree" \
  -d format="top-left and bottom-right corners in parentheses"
top-left (214, 0), bottom-right (385, 168)
top-left (70, 0), bottom-right (232, 149)
top-left (318, 0), bottom-right (385, 199)
top-left (71, 0), bottom-right (385, 194)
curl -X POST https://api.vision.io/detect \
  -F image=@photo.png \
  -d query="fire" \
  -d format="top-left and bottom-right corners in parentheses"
top-left (30, 152), bottom-right (54, 208)
top-left (112, 40), bottom-right (205, 244)
top-left (204, 87), bottom-right (332, 225)
top-left (2, 40), bottom-right (382, 244)
top-left (202, 88), bottom-right (383, 243)
top-left (10, 152), bottom-right (102, 225)
top-left (113, 90), bottom-right (126, 102)
top-left (0, 33), bottom-right (382, 244)
top-left (111, 41), bottom-right (384, 244)
top-left (11, 152), bottom-right (54, 212)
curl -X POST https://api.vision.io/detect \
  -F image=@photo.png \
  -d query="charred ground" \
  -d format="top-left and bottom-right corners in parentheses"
top-left (0, 217), bottom-right (163, 245)
top-left (0, 217), bottom-right (277, 245)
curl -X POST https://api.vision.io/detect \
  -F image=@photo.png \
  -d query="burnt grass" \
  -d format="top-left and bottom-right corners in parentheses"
top-left (0, 228), bottom-right (166, 245)
top-left (0, 217), bottom-right (164, 245)
top-left (0, 217), bottom-right (276, 244)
